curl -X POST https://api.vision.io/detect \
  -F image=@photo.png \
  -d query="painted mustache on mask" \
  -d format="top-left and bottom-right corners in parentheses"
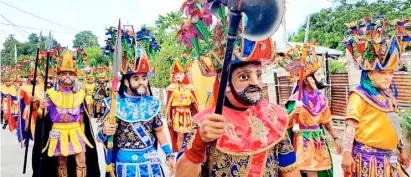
top-left (130, 84), bottom-right (147, 96)
top-left (233, 85), bottom-right (263, 105)
top-left (310, 75), bottom-right (327, 90)
top-left (60, 77), bottom-right (74, 86)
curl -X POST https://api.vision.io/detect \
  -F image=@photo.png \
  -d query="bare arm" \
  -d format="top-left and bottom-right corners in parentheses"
top-left (323, 122), bottom-right (338, 139)
top-left (175, 154), bottom-right (201, 177)
top-left (154, 129), bottom-right (168, 145)
top-left (280, 168), bottom-right (301, 177)
top-left (343, 119), bottom-right (358, 153)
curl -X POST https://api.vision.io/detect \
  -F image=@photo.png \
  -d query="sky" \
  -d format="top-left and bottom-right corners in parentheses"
top-left (0, 0), bottom-right (334, 50)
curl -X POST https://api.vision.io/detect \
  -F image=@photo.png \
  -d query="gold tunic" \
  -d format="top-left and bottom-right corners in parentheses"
top-left (83, 83), bottom-right (95, 105)
top-left (166, 83), bottom-right (199, 133)
top-left (346, 92), bottom-right (398, 150)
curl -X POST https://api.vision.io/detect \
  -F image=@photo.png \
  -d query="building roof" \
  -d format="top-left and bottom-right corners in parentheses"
top-left (275, 41), bottom-right (343, 59)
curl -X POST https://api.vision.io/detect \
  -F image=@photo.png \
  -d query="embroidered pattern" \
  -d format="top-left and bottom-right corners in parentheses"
top-left (247, 111), bottom-right (269, 145)
top-left (211, 149), bottom-right (251, 177)
top-left (225, 123), bottom-right (240, 141)
top-left (309, 101), bottom-right (314, 110)
top-left (265, 105), bottom-right (278, 124)
top-left (106, 96), bottom-right (161, 122)
top-left (115, 115), bottom-right (163, 149)
top-left (277, 136), bottom-right (294, 155)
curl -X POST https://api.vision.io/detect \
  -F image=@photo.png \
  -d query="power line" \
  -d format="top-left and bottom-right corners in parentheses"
top-left (1, 1), bottom-right (79, 32)
top-left (1, 23), bottom-right (76, 35)
top-left (0, 14), bottom-right (28, 37)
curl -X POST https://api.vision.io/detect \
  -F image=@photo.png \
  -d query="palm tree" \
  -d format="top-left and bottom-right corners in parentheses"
top-left (155, 11), bottom-right (185, 32)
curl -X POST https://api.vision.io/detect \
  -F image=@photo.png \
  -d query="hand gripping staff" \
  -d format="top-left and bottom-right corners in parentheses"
top-left (202, 0), bottom-right (285, 176)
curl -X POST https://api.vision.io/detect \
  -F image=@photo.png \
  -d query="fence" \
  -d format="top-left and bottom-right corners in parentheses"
top-left (273, 73), bottom-right (352, 116)
top-left (393, 72), bottom-right (411, 106)
top-left (329, 73), bottom-right (350, 116)
top-left (273, 72), bottom-right (411, 115)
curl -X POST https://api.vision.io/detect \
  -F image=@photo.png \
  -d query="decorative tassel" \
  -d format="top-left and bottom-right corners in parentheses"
top-left (107, 141), bottom-right (113, 149)
top-left (54, 81), bottom-right (60, 91)
top-left (105, 164), bottom-right (116, 177)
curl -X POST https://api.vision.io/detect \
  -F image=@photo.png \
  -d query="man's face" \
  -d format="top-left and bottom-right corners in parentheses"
top-left (5, 80), bottom-right (11, 86)
top-left (47, 76), bottom-right (55, 88)
top-left (59, 71), bottom-right (76, 88)
top-left (368, 70), bottom-right (394, 91)
top-left (125, 73), bottom-right (148, 96)
top-left (227, 64), bottom-right (263, 106)
top-left (306, 68), bottom-right (327, 90)
top-left (99, 78), bottom-right (105, 83)
top-left (87, 78), bottom-right (94, 83)
top-left (174, 72), bottom-right (185, 83)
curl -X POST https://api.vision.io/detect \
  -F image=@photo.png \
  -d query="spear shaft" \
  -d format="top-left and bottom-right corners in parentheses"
top-left (22, 47), bottom-right (40, 174)
top-left (37, 44), bottom-right (51, 177)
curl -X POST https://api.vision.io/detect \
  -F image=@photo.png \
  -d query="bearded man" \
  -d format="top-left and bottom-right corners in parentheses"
top-left (175, 14), bottom-right (300, 175)
top-left (279, 45), bottom-right (342, 177)
top-left (34, 50), bottom-right (100, 177)
top-left (97, 29), bottom-right (176, 177)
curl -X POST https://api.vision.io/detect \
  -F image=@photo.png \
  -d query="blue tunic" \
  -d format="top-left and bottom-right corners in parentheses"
top-left (97, 93), bottom-right (166, 177)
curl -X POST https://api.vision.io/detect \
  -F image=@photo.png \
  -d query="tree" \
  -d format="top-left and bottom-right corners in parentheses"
top-left (72, 31), bottom-right (99, 48)
top-left (0, 35), bottom-right (20, 66)
top-left (1, 33), bottom-right (61, 67)
top-left (290, 0), bottom-right (411, 50)
top-left (144, 11), bottom-right (188, 88)
top-left (84, 47), bottom-right (107, 67)
top-left (155, 11), bottom-right (185, 32)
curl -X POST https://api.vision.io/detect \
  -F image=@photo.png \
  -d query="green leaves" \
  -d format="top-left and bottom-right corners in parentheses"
top-left (0, 33), bottom-right (60, 67)
top-left (72, 31), bottom-right (99, 48)
top-left (328, 59), bottom-right (347, 73)
top-left (290, 0), bottom-right (411, 50)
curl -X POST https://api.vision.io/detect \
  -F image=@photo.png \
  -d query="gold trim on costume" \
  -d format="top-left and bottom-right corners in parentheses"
top-left (216, 104), bottom-right (290, 156)
top-left (47, 89), bottom-right (85, 109)
top-left (43, 122), bottom-right (94, 157)
top-left (351, 91), bottom-right (397, 113)
top-left (279, 162), bottom-right (299, 172)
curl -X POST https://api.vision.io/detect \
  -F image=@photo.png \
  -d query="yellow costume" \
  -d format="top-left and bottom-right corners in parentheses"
top-left (84, 74), bottom-right (95, 105)
top-left (165, 56), bottom-right (199, 152)
top-left (41, 51), bottom-right (93, 157)
top-left (343, 16), bottom-right (409, 177)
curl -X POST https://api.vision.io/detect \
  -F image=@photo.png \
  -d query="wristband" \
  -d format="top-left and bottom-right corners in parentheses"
top-left (166, 154), bottom-right (175, 160)
top-left (184, 128), bottom-right (208, 164)
top-left (161, 143), bottom-right (173, 157)
top-left (97, 130), bottom-right (107, 142)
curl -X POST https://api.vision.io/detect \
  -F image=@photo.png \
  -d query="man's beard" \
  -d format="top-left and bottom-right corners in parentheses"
top-left (128, 84), bottom-right (147, 96)
top-left (60, 77), bottom-right (74, 87)
top-left (230, 84), bottom-right (263, 106)
top-left (310, 75), bottom-right (327, 90)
